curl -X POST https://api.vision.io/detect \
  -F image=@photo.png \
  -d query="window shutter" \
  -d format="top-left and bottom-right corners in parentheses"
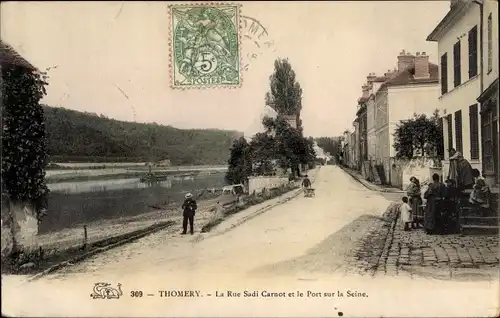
top-left (447, 114), bottom-right (453, 152)
top-left (488, 14), bottom-right (493, 72)
top-left (453, 41), bottom-right (461, 87)
top-left (441, 53), bottom-right (448, 95)
top-left (469, 104), bottom-right (479, 159)
top-left (468, 25), bottom-right (478, 78)
top-left (455, 110), bottom-right (463, 154)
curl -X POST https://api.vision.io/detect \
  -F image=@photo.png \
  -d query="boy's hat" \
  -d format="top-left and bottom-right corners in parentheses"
top-left (185, 193), bottom-right (193, 199)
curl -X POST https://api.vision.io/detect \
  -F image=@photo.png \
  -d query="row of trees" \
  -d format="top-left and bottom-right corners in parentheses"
top-left (315, 136), bottom-right (342, 160)
top-left (226, 59), bottom-right (316, 185)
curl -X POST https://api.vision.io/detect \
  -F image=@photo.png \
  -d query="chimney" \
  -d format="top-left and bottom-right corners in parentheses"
top-left (414, 51), bottom-right (430, 79)
top-left (361, 84), bottom-right (370, 98)
top-left (397, 49), bottom-right (415, 72)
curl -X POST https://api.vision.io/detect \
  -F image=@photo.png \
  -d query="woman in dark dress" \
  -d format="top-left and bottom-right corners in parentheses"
top-left (424, 174), bottom-right (447, 234)
top-left (406, 177), bottom-right (422, 228)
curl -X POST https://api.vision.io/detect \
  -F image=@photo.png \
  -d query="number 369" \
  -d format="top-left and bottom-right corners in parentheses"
top-left (130, 291), bottom-right (143, 297)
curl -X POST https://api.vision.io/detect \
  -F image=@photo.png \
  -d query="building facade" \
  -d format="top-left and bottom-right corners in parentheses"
top-left (427, 0), bottom-right (485, 179)
top-left (373, 51), bottom-right (441, 161)
top-left (356, 94), bottom-right (368, 170)
top-left (477, 0), bottom-right (499, 187)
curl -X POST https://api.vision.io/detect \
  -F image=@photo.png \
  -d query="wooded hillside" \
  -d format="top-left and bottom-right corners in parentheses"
top-left (44, 106), bottom-right (242, 165)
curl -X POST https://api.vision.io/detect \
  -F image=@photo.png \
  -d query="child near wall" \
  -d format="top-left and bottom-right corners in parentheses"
top-left (400, 196), bottom-right (413, 231)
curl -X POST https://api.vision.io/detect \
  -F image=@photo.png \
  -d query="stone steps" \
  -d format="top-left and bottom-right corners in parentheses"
top-left (461, 224), bottom-right (499, 235)
top-left (460, 216), bottom-right (499, 226)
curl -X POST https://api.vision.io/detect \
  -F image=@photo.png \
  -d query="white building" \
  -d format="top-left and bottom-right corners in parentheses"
top-left (363, 50), bottom-right (441, 183)
top-left (427, 0), bottom-right (489, 180)
top-left (243, 105), bottom-right (277, 141)
top-left (477, 0), bottom-right (499, 187)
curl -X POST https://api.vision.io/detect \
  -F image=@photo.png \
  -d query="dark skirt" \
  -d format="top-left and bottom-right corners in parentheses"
top-left (410, 195), bottom-right (422, 222)
top-left (425, 197), bottom-right (457, 234)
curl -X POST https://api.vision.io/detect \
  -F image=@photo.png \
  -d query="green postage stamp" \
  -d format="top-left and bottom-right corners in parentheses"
top-left (169, 3), bottom-right (242, 89)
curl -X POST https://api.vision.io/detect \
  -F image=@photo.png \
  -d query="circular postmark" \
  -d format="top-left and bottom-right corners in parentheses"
top-left (241, 15), bottom-right (275, 72)
top-left (172, 6), bottom-right (240, 85)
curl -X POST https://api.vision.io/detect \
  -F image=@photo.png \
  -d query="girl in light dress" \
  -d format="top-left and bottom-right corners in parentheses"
top-left (400, 196), bottom-right (412, 231)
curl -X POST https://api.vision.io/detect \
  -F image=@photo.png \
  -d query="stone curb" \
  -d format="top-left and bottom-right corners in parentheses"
top-left (340, 166), bottom-right (404, 193)
top-left (376, 203), bottom-right (400, 276)
top-left (196, 168), bottom-right (320, 242)
top-left (28, 220), bottom-right (175, 281)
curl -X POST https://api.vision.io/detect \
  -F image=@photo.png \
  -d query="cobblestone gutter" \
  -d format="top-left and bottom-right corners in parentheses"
top-left (349, 202), bottom-right (499, 280)
top-left (348, 203), bottom-right (400, 276)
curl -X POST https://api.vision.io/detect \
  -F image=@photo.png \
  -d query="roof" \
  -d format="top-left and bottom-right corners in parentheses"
top-left (427, 0), bottom-right (471, 42)
top-left (373, 76), bottom-right (389, 83)
top-left (0, 40), bottom-right (37, 71)
top-left (380, 63), bottom-right (439, 89)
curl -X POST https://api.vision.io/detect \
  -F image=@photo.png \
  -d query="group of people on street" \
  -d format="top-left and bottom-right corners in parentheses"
top-left (400, 148), bottom-right (491, 235)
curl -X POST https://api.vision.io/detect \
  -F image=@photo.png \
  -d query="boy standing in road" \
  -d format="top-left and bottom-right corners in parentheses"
top-left (181, 193), bottom-right (197, 235)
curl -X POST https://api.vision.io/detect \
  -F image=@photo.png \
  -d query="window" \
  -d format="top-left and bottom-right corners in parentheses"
top-left (446, 114), bottom-right (453, 153)
top-left (455, 110), bottom-right (463, 154)
top-left (469, 104), bottom-right (479, 159)
top-left (481, 105), bottom-right (498, 183)
top-left (488, 13), bottom-right (493, 73)
top-left (441, 53), bottom-right (448, 94)
top-left (453, 41), bottom-right (461, 87)
top-left (468, 25), bottom-right (478, 78)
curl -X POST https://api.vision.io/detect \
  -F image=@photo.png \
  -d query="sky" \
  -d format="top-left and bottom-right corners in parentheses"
top-left (1, 1), bottom-right (450, 137)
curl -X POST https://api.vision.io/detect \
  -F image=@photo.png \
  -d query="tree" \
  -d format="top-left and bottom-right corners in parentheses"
top-left (315, 136), bottom-right (341, 158)
top-left (248, 132), bottom-right (276, 176)
top-left (393, 110), bottom-right (443, 160)
top-left (225, 137), bottom-right (252, 185)
top-left (265, 58), bottom-right (303, 116)
top-left (2, 61), bottom-right (49, 256)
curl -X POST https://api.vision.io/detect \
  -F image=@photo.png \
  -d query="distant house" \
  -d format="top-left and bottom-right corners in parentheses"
top-left (427, 0), bottom-right (495, 183)
top-left (360, 50), bottom-right (440, 183)
top-left (266, 101), bottom-right (302, 130)
top-left (356, 86), bottom-right (369, 170)
top-left (375, 51), bottom-right (440, 163)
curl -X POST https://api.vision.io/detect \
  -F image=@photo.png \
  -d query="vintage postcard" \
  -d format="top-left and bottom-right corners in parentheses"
top-left (1, 1), bottom-right (499, 317)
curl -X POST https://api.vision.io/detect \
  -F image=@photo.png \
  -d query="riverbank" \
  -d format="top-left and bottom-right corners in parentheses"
top-left (1, 196), bottom-right (224, 275)
top-left (2, 169), bottom-right (318, 277)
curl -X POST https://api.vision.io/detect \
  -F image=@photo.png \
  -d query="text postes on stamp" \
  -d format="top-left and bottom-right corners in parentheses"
top-left (169, 3), bottom-right (241, 89)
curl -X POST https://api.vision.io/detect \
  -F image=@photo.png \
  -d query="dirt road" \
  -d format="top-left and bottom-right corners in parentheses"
top-left (3, 166), bottom-right (497, 317)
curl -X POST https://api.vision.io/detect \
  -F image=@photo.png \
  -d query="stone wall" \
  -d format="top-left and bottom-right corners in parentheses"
top-left (248, 176), bottom-right (289, 195)
top-left (1, 202), bottom-right (39, 258)
top-left (401, 157), bottom-right (440, 190)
